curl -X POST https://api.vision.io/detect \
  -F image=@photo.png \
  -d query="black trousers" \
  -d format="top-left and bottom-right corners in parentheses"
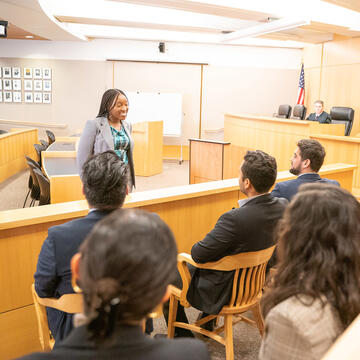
top-left (162, 266), bottom-right (196, 337)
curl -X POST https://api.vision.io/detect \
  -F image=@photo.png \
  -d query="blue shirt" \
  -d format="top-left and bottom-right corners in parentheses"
top-left (110, 125), bottom-right (130, 164)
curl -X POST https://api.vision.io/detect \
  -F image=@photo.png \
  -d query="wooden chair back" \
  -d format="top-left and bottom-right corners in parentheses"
top-left (177, 245), bottom-right (275, 310)
top-left (31, 284), bottom-right (84, 351)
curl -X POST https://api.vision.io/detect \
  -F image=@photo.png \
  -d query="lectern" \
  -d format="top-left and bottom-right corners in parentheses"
top-left (189, 139), bottom-right (249, 184)
top-left (132, 121), bottom-right (163, 176)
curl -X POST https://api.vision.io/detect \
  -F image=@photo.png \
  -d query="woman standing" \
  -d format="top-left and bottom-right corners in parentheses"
top-left (77, 89), bottom-right (135, 190)
top-left (259, 183), bottom-right (360, 360)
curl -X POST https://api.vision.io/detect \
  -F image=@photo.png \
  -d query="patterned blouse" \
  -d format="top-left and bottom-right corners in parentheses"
top-left (110, 125), bottom-right (130, 164)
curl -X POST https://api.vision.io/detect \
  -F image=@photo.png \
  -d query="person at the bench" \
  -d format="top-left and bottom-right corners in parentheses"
top-left (34, 151), bottom-right (129, 344)
top-left (163, 150), bottom-right (287, 336)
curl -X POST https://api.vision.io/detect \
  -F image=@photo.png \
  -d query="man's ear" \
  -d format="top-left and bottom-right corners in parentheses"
top-left (71, 253), bottom-right (82, 293)
top-left (303, 159), bottom-right (311, 169)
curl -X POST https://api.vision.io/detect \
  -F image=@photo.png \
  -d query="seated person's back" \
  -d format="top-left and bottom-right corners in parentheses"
top-left (271, 139), bottom-right (339, 201)
top-left (20, 209), bottom-right (210, 360)
top-left (34, 151), bottom-right (128, 343)
top-left (260, 184), bottom-right (360, 360)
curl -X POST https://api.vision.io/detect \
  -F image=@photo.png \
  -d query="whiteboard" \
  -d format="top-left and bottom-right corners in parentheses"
top-left (125, 91), bottom-right (183, 137)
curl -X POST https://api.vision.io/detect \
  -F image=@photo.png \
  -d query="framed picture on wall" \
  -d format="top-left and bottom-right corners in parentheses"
top-left (33, 68), bottom-right (42, 79)
top-left (43, 80), bottom-right (51, 91)
top-left (25, 92), bottom-right (33, 103)
top-left (3, 67), bottom-right (11, 78)
top-left (13, 92), bottom-right (22, 103)
top-left (4, 91), bottom-right (12, 102)
top-left (34, 92), bottom-right (42, 103)
top-left (43, 68), bottom-right (51, 79)
top-left (43, 93), bottom-right (51, 104)
top-left (13, 79), bottom-right (21, 90)
top-left (12, 67), bottom-right (21, 78)
top-left (34, 80), bottom-right (42, 91)
top-left (24, 79), bottom-right (33, 91)
top-left (3, 79), bottom-right (12, 90)
top-left (24, 67), bottom-right (33, 78)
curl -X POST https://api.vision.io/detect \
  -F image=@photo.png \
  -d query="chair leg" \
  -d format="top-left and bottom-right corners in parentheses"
top-left (167, 295), bottom-right (178, 339)
top-left (224, 314), bottom-right (234, 360)
top-left (251, 302), bottom-right (265, 337)
top-left (23, 190), bottom-right (30, 208)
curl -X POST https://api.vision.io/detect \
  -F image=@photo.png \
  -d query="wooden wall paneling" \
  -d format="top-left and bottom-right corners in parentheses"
top-left (224, 115), bottom-right (312, 171)
top-left (0, 305), bottom-right (41, 359)
top-left (0, 129), bottom-right (38, 183)
top-left (311, 135), bottom-right (360, 189)
top-left (304, 67), bottom-right (321, 114)
top-left (320, 64), bottom-right (360, 135)
top-left (322, 38), bottom-right (360, 67)
top-left (303, 44), bottom-right (323, 68)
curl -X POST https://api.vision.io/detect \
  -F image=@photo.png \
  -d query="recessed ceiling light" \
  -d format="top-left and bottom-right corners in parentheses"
top-left (25, 35), bottom-right (34, 38)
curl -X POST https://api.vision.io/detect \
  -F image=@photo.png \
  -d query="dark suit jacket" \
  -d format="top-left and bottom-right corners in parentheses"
top-left (271, 173), bottom-right (340, 202)
top-left (34, 210), bottom-right (111, 344)
top-left (306, 111), bottom-right (331, 124)
top-left (187, 194), bottom-right (287, 314)
top-left (18, 324), bottom-right (210, 360)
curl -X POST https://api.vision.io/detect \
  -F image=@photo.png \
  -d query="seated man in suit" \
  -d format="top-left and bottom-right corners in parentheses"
top-left (306, 100), bottom-right (331, 123)
top-left (271, 139), bottom-right (340, 201)
top-left (34, 150), bottom-right (129, 344)
top-left (163, 150), bottom-right (287, 336)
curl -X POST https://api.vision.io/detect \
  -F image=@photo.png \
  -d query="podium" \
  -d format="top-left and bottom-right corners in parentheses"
top-left (132, 121), bottom-right (163, 176)
top-left (189, 138), bottom-right (249, 184)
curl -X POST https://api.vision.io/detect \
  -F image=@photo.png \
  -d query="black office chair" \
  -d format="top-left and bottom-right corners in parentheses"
top-left (0, 130), bottom-right (8, 135)
top-left (33, 168), bottom-right (51, 206)
top-left (33, 143), bottom-right (47, 166)
top-left (274, 104), bottom-right (292, 119)
top-left (46, 130), bottom-right (56, 145)
top-left (291, 105), bottom-right (307, 120)
top-left (330, 106), bottom-right (354, 136)
top-left (40, 140), bottom-right (49, 149)
top-left (25, 159), bottom-right (41, 207)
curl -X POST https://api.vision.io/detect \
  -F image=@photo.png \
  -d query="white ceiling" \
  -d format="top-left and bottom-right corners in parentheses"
top-left (2, 0), bottom-right (360, 48)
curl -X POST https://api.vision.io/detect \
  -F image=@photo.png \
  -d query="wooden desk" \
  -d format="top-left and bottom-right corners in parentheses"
top-left (42, 138), bottom-right (84, 204)
top-left (0, 163), bottom-right (355, 359)
top-left (189, 138), bottom-right (249, 183)
top-left (310, 134), bottom-right (360, 191)
top-left (224, 114), bottom-right (345, 172)
top-left (0, 128), bottom-right (38, 183)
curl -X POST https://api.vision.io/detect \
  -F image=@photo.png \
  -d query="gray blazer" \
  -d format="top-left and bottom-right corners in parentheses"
top-left (76, 117), bottom-right (135, 186)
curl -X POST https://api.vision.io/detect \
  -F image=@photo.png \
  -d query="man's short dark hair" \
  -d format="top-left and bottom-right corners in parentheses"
top-left (297, 139), bottom-right (325, 172)
top-left (82, 151), bottom-right (128, 209)
top-left (314, 100), bottom-right (324, 106)
top-left (241, 150), bottom-right (277, 193)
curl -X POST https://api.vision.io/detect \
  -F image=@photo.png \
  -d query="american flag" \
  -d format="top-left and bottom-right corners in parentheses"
top-left (296, 63), bottom-right (305, 105)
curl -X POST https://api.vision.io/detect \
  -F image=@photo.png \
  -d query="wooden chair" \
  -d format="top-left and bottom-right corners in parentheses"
top-left (31, 284), bottom-right (83, 351)
top-left (167, 245), bottom-right (276, 360)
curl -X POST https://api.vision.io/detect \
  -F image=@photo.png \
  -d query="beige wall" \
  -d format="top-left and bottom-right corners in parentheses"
top-left (0, 57), bottom-right (299, 144)
top-left (304, 38), bottom-right (360, 136)
top-left (0, 58), bottom-right (111, 136)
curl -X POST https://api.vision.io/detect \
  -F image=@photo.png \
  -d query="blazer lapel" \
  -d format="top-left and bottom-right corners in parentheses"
top-left (98, 117), bottom-right (114, 150)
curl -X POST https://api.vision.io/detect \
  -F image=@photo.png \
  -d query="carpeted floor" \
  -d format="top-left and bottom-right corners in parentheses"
top-left (0, 161), bottom-right (262, 359)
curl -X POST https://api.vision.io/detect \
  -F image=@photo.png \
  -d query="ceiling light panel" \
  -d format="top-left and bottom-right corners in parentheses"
top-left (52, 0), bottom-right (256, 31)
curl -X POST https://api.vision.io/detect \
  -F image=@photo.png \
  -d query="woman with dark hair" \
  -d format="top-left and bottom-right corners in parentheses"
top-left (259, 183), bottom-right (360, 360)
top-left (19, 209), bottom-right (210, 360)
top-left (77, 89), bottom-right (135, 190)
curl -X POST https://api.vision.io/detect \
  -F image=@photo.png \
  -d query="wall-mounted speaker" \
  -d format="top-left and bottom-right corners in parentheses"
top-left (159, 42), bottom-right (165, 53)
